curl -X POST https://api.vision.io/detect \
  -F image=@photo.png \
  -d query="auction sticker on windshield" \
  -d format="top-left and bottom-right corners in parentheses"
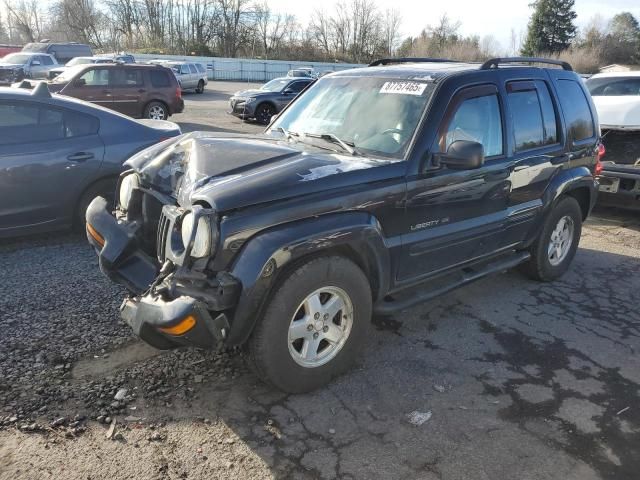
top-left (380, 81), bottom-right (428, 96)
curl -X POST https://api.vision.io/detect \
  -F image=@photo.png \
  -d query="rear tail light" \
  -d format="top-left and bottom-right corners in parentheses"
top-left (176, 87), bottom-right (182, 99)
top-left (594, 143), bottom-right (605, 176)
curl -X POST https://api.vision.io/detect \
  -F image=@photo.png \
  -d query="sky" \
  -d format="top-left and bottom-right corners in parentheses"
top-left (267, 0), bottom-right (640, 53)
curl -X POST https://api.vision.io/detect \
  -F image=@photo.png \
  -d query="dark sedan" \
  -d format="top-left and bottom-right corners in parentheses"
top-left (228, 77), bottom-right (314, 124)
top-left (0, 83), bottom-right (181, 238)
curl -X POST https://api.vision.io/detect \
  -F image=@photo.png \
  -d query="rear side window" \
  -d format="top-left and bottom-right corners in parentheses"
top-left (150, 69), bottom-right (171, 87)
top-left (556, 80), bottom-right (595, 142)
top-left (111, 68), bottom-right (143, 87)
top-left (444, 94), bottom-right (503, 157)
top-left (188, 64), bottom-right (197, 74)
top-left (195, 63), bottom-right (205, 73)
top-left (507, 81), bottom-right (559, 151)
top-left (0, 102), bottom-right (99, 144)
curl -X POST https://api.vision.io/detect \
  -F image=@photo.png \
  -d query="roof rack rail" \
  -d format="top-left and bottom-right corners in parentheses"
top-left (369, 57), bottom-right (458, 67)
top-left (480, 57), bottom-right (573, 71)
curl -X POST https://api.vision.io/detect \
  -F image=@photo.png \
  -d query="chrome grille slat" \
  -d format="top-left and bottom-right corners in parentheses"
top-left (156, 210), bottom-right (170, 262)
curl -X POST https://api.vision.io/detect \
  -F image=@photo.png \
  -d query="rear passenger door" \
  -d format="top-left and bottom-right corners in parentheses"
top-left (503, 76), bottom-right (568, 245)
top-left (110, 68), bottom-right (145, 117)
top-left (399, 83), bottom-right (511, 283)
top-left (0, 101), bottom-right (104, 231)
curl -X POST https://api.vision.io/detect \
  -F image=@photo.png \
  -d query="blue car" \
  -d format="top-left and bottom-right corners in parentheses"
top-left (0, 82), bottom-right (181, 237)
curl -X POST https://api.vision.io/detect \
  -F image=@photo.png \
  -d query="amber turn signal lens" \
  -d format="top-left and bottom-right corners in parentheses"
top-left (86, 223), bottom-right (105, 247)
top-left (158, 315), bottom-right (197, 336)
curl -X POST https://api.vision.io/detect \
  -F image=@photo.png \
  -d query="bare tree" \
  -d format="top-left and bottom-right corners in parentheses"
top-left (51, 0), bottom-right (105, 48)
top-left (4, 0), bottom-right (46, 43)
top-left (309, 9), bottom-right (332, 58)
top-left (381, 8), bottom-right (401, 56)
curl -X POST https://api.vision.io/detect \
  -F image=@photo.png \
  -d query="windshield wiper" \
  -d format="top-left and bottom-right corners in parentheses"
top-left (273, 126), bottom-right (299, 141)
top-left (303, 133), bottom-right (361, 156)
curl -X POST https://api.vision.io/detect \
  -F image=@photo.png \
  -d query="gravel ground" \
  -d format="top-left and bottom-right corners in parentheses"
top-left (0, 82), bottom-right (639, 479)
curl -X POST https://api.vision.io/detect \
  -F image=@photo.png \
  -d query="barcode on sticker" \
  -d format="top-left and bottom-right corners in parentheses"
top-left (380, 81), bottom-right (427, 96)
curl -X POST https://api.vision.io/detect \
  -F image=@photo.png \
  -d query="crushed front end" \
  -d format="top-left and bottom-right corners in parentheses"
top-left (85, 166), bottom-right (240, 350)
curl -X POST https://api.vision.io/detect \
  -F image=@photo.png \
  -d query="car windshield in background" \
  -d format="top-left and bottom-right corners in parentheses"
top-left (3, 53), bottom-right (32, 64)
top-left (66, 58), bottom-right (95, 66)
top-left (51, 65), bottom-right (86, 83)
top-left (270, 77), bottom-right (434, 159)
top-left (261, 79), bottom-right (289, 92)
top-left (587, 77), bottom-right (640, 96)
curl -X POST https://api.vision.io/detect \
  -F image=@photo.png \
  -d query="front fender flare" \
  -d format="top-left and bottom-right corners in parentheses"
top-left (226, 212), bottom-right (390, 346)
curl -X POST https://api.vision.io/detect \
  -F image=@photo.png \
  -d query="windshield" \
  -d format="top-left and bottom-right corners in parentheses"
top-left (269, 76), bottom-right (434, 159)
top-left (261, 79), bottom-right (289, 92)
top-left (2, 53), bottom-right (32, 64)
top-left (587, 77), bottom-right (640, 96)
top-left (51, 65), bottom-right (87, 83)
top-left (66, 57), bottom-right (94, 66)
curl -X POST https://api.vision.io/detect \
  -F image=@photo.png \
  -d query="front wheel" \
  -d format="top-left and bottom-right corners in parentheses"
top-left (144, 101), bottom-right (168, 120)
top-left (196, 80), bottom-right (205, 94)
top-left (255, 103), bottom-right (275, 125)
top-left (246, 256), bottom-right (372, 393)
top-left (520, 196), bottom-right (582, 281)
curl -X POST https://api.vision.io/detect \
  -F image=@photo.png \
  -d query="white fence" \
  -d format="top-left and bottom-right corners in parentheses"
top-left (134, 54), bottom-right (364, 82)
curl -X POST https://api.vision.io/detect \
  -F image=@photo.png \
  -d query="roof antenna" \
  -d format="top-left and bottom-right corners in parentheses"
top-left (31, 81), bottom-right (52, 98)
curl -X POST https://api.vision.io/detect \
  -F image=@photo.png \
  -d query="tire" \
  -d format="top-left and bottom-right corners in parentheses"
top-left (255, 103), bottom-right (275, 125)
top-left (520, 196), bottom-right (582, 282)
top-left (144, 101), bottom-right (168, 120)
top-left (196, 80), bottom-right (205, 94)
top-left (246, 256), bottom-right (372, 393)
top-left (76, 178), bottom-right (117, 228)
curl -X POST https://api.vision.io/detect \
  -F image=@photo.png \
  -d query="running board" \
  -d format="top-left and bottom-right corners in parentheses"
top-left (373, 251), bottom-right (530, 315)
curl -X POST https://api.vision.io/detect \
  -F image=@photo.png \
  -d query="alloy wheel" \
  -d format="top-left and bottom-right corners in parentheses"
top-left (548, 215), bottom-right (574, 266)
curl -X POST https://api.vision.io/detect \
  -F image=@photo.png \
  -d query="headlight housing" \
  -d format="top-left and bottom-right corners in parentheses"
top-left (118, 173), bottom-right (140, 211)
top-left (181, 212), bottom-right (212, 258)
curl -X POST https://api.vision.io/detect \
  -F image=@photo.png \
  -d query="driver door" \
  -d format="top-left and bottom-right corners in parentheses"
top-left (276, 80), bottom-right (309, 110)
top-left (61, 67), bottom-right (114, 109)
top-left (398, 84), bottom-right (512, 285)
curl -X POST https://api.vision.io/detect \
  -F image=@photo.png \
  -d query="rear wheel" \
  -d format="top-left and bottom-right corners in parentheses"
top-left (255, 103), bottom-right (275, 125)
top-left (520, 196), bottom-right (582, 281)
top-left (246, 256), bottom-right (372, 393)
top-left (144, 101), bottom-right (168, 120)
top-left (196, 80), bottom-right (205, 94)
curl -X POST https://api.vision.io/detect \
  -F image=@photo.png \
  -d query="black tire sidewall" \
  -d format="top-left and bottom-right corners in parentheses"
top-left (196, 80), bottom-right (204, 93)
top-left (256, 103), bottom-right (274, 124)
top-left (532, 196), bottom-right (582, 281)
top-left (248, 256), bottom-right (372, 393)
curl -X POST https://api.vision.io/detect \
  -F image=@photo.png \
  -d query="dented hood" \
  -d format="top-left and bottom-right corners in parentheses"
top-left (126, 132), bottom-right (388, 212)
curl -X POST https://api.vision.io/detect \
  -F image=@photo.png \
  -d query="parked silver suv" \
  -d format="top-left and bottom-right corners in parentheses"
top-left (0, 52), bottom-right (59, 84)
top-left (165, 61), bottom-right (208, 93)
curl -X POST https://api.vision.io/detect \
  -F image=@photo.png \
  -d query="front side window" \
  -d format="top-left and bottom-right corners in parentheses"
top-left (188, 64), bottom-right (197, 74)
top-left (271, 77), bottom-right (434, 159)
top-left (261, 79), bottom-right (289, 92)
top-left (39, 55), bottom-right (54, 65)
top-left (180, 65), bottom-right (190, 74)
top-left (79, 68), bottom-right (109, 86)
top-left (443, 94), bottom-right (503, 157)
top-left (556, 80), bottom-right (595, 142)
top-left (286, 81), bottom-right (309, 94)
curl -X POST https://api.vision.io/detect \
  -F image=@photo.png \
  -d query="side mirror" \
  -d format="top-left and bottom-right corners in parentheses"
top-left (435, 140), bottom-right (484, 170)
top-left (283, 88), bottom-right (295, 95)
top-left (73, 78), bottom-right (86, 87)
top-left (31, 60), bottom-right (41, 66)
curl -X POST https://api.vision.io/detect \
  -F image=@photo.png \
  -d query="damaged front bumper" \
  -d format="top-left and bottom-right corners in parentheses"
top-left (85, 196), bottom-right (240, 349)
top-left (598, 162), bottom-right (640, 210)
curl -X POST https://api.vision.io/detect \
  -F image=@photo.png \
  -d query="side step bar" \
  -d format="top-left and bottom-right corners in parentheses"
top-left (373, 251), bottom-right (530, 315)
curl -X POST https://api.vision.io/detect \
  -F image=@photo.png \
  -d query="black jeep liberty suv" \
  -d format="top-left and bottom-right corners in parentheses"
top-left (86, 57), bottom-right (602, 393)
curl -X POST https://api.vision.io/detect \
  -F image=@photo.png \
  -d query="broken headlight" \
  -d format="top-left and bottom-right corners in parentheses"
top-left (181, 212), bottom-right (213, 258)
top-left (118, 172), bottom-right (140, 211)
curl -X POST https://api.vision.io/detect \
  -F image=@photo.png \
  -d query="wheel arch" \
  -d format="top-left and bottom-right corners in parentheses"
top-left (225, 212), bottom-right (390, 346)
top-left (74, 174), bottom-right (119, 226)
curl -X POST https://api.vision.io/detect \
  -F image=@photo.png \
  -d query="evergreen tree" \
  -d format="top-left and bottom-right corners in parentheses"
top-left (522, 0), bottom-right (577, 55)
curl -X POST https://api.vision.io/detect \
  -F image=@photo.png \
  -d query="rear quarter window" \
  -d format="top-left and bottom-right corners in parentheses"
top-left (150, 69), bottom-right (171, 88)
top-left (195, 64), bottom-right (205, 73)
top-left (556, 79), bottom-right (595, 142)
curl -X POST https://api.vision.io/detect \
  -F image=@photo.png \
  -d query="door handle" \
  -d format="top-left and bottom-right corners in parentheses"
top-left (138, 89), bottom-right (146, 93)
top-left (67, 152), bottom-right (94, 162)
top-left (102, 90), bottom-right (112, 94)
